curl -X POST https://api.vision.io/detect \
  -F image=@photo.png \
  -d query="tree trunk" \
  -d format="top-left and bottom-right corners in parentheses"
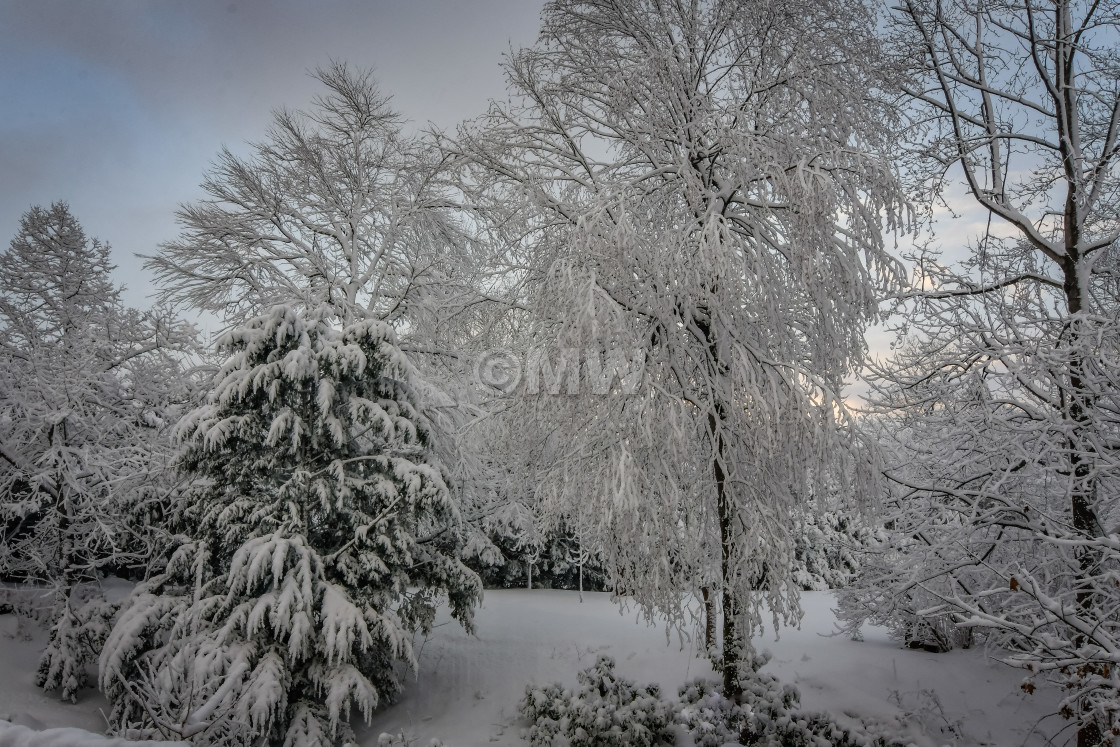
top-left (701, 586), bottom-right (716, 653)
top-left (694, 304), bottom-right (744, 700)
top-left (709, 406), bottom-right (742, 700)
top-left (1062, 218), bottom-right (1104, 746)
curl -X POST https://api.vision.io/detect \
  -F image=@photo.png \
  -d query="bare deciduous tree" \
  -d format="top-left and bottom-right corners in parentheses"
top-left (843, 1), bottom-right (1120, 742)
top-left (0, 203), bottom-right (196, 701)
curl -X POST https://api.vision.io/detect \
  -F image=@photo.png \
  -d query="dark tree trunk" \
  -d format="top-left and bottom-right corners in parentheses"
top-left (695, 303), bottom-right (745, 700)
top-left (701, 586), bottom-right (716, 653)
top-left (1060, 186), bottom-right (1104, 746)
top-left (709, 406), bottom-right (743, 699)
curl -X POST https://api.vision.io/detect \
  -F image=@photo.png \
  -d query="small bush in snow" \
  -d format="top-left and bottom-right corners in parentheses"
top-left (519, 655), bottom-right (675, 746)
top-left (677, 652), bottom-right (915, 747)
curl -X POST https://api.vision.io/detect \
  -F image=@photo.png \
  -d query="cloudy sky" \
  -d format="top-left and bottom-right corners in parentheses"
top-left (1, 0), bottom-right (994, 369)
top-left (0, 0), bottom-right (544, 307)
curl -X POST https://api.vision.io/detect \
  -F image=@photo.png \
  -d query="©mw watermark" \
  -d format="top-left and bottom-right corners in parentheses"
top-left (475, 347), bottom-right (645, 396)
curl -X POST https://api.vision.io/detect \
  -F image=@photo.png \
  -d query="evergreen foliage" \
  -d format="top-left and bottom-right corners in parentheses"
top-left (100, 307), bottom-right (480, 746)
top-left (470, 522), bottom-right (608, 592)
top-left (789, 509), bottom-right (876, 592)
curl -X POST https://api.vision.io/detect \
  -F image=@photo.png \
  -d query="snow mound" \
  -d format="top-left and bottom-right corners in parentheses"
top-left (0, 720), bottom-right (186, 747)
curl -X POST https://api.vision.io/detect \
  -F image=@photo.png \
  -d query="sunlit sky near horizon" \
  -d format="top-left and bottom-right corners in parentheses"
top-left (1, 0), bottom-right (991, 374)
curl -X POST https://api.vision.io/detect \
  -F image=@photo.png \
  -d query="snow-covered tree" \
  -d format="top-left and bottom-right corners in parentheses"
top-left (147, 62), bottom-right (522, 582)
top-left (841, 1), bottom-right (1120, 742)
top-left (454, 0), bottom-right (906, 696)
top-left (0, 203), bottom-right (195, 702)
top-left (100, 306), bottom-right (480, 746)
top-left (145, 63), bottom-right (474, 330)
top-left (788, 506), bottom-right (875, 593)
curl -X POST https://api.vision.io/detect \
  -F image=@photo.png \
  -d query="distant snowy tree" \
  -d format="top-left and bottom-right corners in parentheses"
top-left (454, 0), bottom-right (906, 696)
top-left (100, 307), bottom-right (480, 746)
top-left (470, 514), bottom-right (609, 595)
top-left (841, 1), bottom-right (1120, 743)
top-left (788, 507), bottom-right (875, 593)
top-left (0, 203), bottom-right (195, 702)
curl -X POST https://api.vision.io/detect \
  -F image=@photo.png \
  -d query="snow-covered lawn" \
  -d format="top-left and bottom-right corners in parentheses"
top-left (0, 612), bottom-right (111, 736)
top-left (370, 590), bottom-right (1063, 746)
top-left (1, 590), bottom-right (1062, 746)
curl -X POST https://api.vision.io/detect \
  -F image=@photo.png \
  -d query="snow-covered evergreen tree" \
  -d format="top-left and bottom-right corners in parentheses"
top-left (0, 203), bottom-right (195, 702)
top-left (100, 306), bottom-right (480, 746)
top-left (147, 62), bottom-right (521, 599)
top-left (789, 507), bottom-right (876, 593)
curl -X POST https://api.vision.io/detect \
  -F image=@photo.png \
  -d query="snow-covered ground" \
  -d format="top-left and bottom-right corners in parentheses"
top-left (1, 590), bottom-right (1063, 746)
top-left (0, 612), bottom-right (111, 736)
top-left (365, 590), bottom-right (1062, 746)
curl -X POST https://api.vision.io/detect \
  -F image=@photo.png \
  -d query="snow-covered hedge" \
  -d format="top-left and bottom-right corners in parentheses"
top-left (520, 653), bottom-right (919, 747)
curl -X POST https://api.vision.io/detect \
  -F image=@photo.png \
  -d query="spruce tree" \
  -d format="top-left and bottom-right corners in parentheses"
top-left (101, 306), bottom-right (480, 746)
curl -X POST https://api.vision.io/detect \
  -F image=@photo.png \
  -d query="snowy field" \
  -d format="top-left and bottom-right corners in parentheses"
top-left (1, 589), bottom-right (1063, 746)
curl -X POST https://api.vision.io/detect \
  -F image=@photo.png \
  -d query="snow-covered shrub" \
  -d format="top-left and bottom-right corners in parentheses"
top-left (100, 307), bottom-right (481, 746)
top-left (0, 719), bottom-right (188, 747)
top-left (34, 595), bottom-right (117, 703)
top-left (677, 652), bottom-right (914, 747)
top-left (519, 655), bottom-right (675, 746)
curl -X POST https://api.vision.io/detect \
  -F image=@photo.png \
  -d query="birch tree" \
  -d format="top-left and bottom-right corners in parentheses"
top-left (455, 0), bottom-right (906, 696)
top-left (840, 1), bottom-right (1120, 743)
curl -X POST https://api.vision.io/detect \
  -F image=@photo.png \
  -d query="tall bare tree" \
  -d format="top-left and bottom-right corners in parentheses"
top-left (147, 63), bottom-right (473, 332)
top-left (843, 1), bottom-right (1120, 742)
